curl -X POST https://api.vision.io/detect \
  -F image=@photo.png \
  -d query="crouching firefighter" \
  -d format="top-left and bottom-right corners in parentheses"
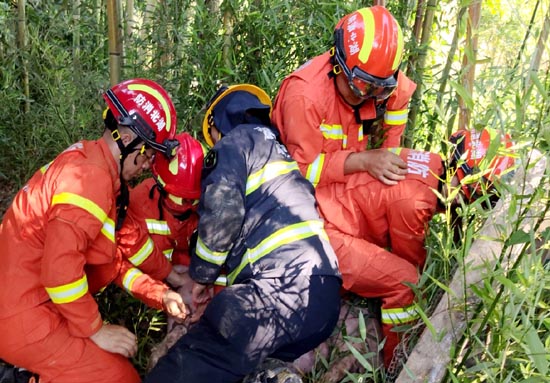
top-left (144, 84), bottom-right (342, 383)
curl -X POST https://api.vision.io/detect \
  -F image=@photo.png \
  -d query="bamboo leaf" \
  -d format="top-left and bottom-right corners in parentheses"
top-left (343, 340), bottom-right (373, 372)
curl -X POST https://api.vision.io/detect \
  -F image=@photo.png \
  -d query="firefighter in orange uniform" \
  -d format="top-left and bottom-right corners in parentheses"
top-left (0, 78), bottom-right (189, 383)
top-left (116, 133), bottom-right (204, 289)
top-left (272, 6), bottom-right (417, 187)
top-left (315, 128), bottom-right (516, 367)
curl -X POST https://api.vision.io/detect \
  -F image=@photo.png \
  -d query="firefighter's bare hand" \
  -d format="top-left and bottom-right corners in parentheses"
top-left (166, 266), bottom-right (191, 288)
top-left (346, 149), bottom-right (407, 185)
top-left (90, 323), bottom-right (137, 358)
top-left (191, 282), bottom-right (213, 305)
top-left (163, 289), bottom-right (190, 323)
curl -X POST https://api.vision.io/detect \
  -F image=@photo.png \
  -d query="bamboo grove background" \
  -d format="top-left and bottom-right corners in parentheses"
top-left (0, 0), bottom-right (549, 382)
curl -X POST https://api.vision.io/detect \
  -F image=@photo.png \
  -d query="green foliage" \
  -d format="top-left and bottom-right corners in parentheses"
top-left (96, 285), bottom-right (167, 375)
top-left (1, 0), bottom-right (549, 381)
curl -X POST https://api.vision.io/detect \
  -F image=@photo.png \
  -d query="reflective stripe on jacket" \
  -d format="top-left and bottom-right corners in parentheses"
top-left (272, 51), bottom-right (417, 187)
top-left (0, 139), bottom-right (119, 337)
top-left (190, 124), bottom-right (340, 286)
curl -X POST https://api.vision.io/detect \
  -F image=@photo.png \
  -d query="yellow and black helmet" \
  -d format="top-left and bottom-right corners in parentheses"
top-left (202, 84), bottom-right (272, 147)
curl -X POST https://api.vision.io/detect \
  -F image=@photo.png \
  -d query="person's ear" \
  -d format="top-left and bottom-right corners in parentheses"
top-left (120, 131), bottom-right (135, 146)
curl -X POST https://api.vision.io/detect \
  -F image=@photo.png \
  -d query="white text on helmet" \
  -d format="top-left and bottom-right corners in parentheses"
top-left (134, 94), bottom-right (167, 132)
top-left (346, 14), bottom-right (360, 56)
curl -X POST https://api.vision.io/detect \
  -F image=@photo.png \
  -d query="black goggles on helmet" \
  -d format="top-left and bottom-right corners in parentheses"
top-left (105, 89), bottom-right (179, 159)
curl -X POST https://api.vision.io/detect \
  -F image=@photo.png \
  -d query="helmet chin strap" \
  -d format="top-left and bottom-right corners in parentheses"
top-left (110, 128), bottom-right (143, 230)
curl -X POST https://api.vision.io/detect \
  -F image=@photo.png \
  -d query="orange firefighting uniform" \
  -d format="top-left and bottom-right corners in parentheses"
top-left (315, 148), bottom-right (444, 366)
top-left (117, 178), bottom-right (199, 279)
top-left (0, 138), bottom-right (169, 383)
top-left (272, 51), bottom-right (417, 188)
top-left (118, 178), bottom-right (228, 294)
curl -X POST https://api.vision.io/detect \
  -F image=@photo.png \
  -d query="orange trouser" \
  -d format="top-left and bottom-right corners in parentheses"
top-left (0, 302), bottom-right (140, 383)
top-left (325, 226), bottom-right (419, 367)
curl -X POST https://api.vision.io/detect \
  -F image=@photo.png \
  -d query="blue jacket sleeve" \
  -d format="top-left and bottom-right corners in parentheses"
top-left (189, 132), bottom-right (249, 284)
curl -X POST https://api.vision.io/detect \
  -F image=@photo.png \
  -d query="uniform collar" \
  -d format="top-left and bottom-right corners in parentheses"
top-left (97, 136), bottom-right (121, 193)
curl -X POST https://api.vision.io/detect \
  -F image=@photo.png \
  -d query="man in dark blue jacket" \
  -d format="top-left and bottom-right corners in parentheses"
top-left (145, 84), bottom-right (341, 383)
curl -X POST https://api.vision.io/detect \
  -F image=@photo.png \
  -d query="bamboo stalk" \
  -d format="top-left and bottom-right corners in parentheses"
top-left (457, 0), bottom-right (481, 130)
top-left (437, 6), bottom-right (467, 141)
top-left (222, 6), bottom-right (234, 71)
top-left (523, 5), bottom-right (550, 94)
top-left (107, 0), bottom-right (122, 85)
top-left (16, 0), bottom-right (30, 113)
top-left (404, 0), bottom-right (437, 148)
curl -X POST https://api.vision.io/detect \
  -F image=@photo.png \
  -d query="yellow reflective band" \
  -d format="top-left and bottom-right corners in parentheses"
top-left (40, 161), bottom-right (53, 174)
top-left (246, 161), bottom-right (299, 196)
top-left (358, 128), bottom-right (364, 143)
top-left (156, 175), bottom-right (167, 188)
top-left (196, 236), bottom-right (228, 266)
top-left (320, 123), bottom-right (346, 142)
top-left (45, 275), bottom-right (88, 304)
top-left (122, 267), bottom-right (143, 293)
top-left (381, 305), bottom-right (420, 325)
top-left (384, 109), bottom-right (408, 126)
top-left (388, 147), bottom-right (403, 155)
top-left (168, 155), bottom-right (178, 175)
top-left (392, 24), bottom-right (404, 71)
top-left (101, 220), bottom-right (115, 243)
top-left (306, 153), bottom-right (325, 187)
top-left (128, 84), bottom-right (172, 134)
top-left (358, 8), bottom-right (375, 64)
top-left (168, 193), bottom-right (183, 205)
top-left (227, 220), bottom-right (326, 285)
top-left (146, 219), bottom-right (171, 235)
top-left (163, 248), bottom-right (174, 261)
top-left (214, 275), bottom-right (227, 286)
top-left (51, 192), bottom-right (115, 243)
top-left (128, 237), bottom-right (154, 266)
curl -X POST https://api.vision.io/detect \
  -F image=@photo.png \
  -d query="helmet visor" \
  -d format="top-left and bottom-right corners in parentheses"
top-left (348, 68), bottom-right (397, 100)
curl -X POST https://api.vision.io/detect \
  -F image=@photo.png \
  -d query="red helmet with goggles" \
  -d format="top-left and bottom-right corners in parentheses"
top-left (333, 6), bottom-right (404, 100)
top-left (450, 127), bottom-right (516, 201)
top-left (152, 133), bottom-right (205, 213)
top-left (103, 78), bottom-right (179, 158)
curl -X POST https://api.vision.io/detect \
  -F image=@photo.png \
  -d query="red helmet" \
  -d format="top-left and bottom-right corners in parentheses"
top-left (152, 133), bottom-right (205, 212)
top-left (103, 78), bottom-right (179, 158)
top-left (450, 128), bottom-right (516, 201)
top-left (333, 6), bottom-right (403, 100)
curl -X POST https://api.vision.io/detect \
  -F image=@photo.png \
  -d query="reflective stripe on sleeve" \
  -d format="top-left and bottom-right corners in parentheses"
top-left (214, 275), bottom-right (227, 286)
top-left (163, 248), bottom-right (174, 261)
top-left (320, 123), bottom-right (347, 147)
top-left (128, 237), bottom-right (154, 266)
top-left (122, 267), bottom-right (144, 293)
top-left (246, 161), bottom-right (300, 195)
top-left (51, 192), bottom-right (115, 243)
top-left (381, 304), bottom-right (420, 325)
top-left (227, 220), bottom-right (326, 285)
top-left (384, 109), bottom-right (408, 126)
top-left (305, 153), bottom-right (325, 187)
top-left (196, 236), bottom-right (228, 266)
top-left (146, 219), bottom-right (171, 235)
top-left (45, 275), bottom-right (88, 304)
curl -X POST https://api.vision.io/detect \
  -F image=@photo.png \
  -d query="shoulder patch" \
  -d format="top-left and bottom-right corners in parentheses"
top-left (204, 150), bottom-right (217, 169)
